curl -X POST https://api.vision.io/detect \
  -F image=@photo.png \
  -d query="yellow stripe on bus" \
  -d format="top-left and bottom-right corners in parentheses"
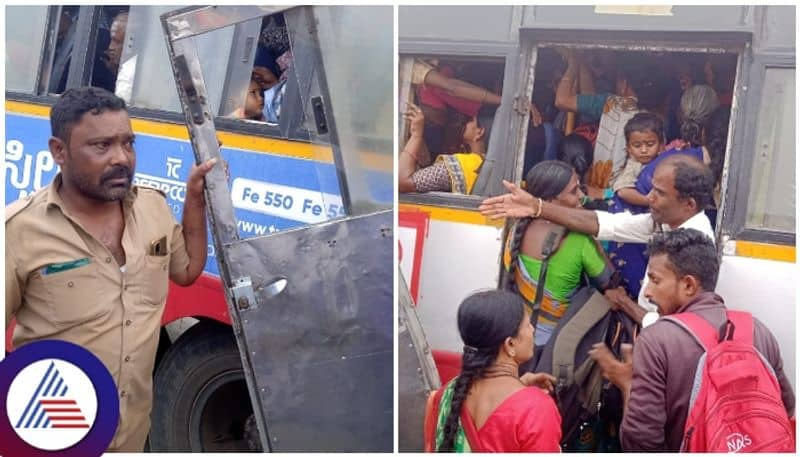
top-left (735, 240), bottom-right (796, 263)
top-left (6, 100), bottom-right (333, 162)
top-left (7, 100), bottom-right (50, 117)
top-left (399, 203), bottom-right (505, 227)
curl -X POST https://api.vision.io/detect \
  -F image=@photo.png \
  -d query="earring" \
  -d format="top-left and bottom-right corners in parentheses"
top-left (509, 350), bottom-right (516, 358)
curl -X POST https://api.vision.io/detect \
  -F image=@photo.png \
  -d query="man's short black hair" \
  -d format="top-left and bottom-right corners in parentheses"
top-left (51, 86), bottom-right (127, 143)
top-left (647, 228), bottom-right (719, 291)
top-left (659, 154), bottom-right (715, 210)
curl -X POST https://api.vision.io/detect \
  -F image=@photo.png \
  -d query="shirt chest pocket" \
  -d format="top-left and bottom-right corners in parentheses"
top-left (40, 262), bottom-right (108, 327)
top-left (142, 254), bottom-right (170, 306)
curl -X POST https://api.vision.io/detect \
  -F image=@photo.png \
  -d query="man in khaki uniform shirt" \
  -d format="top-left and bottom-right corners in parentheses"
top-left (5, 87), bottom-right (216, 451)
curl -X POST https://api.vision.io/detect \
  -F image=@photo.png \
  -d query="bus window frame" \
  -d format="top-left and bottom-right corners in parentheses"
top-left (65, 6), bottom-right (105, 90)
top-left (397, 43), bottom-right (515, 209)
top-left (721, 52), bottom-right (795, 246)
top-left (33, 6), bottom-right (60, 95)
top-left (5, 5), bottom-right (312, 145)
top-left (516, 29), bottom-right (760, 240)
top-left (519, 29), bottom-right (796, 247)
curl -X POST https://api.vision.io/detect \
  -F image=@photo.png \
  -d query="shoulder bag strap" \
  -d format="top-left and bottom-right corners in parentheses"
top-left (530, 225), bottom-right (567, 326)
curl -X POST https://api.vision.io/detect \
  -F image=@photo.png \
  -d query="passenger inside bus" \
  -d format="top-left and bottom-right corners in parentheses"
top-left (482, 49), bottom-right (731, 297)
top-left (410, 59), bottom-right (509, 161)
top-left (704, 54), bottom-right (736, 106)
top-left (252, 47), bottom-right (280, 91)
top-left (105, 11), bottom-right (128, 75)
top-left (243, 15), bottom-right (294, 124)
top-left (244, 79), bottom-right (266, 122)
top-left (90, 8), bottom-right (130, 96)
top-left (555, 50), bottom-right (665, 190)
top-left (604, 113), bottom-right (667, 304)
top-left (608, 112), bottom-right (665, 209)
top-left (398, 48), bottom-right (737, 200)
top-left (399, 102), bottom-right (496, 194)
top-left (555, 133), bottom-right (609, 210)
top-left (259, 50), bottom-right (294, 124)
top-left (528, 48), bottom-right (732, 174)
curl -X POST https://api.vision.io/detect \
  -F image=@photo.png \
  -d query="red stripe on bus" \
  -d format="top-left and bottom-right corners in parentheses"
top-left (39, 400), bottom-right (77, 404)
top-left (49, 416), bottom-right (86, 421)
top-left (52, 424), bottom-right (90, 428)
top-left (44, 408), bottom-right (81, 413)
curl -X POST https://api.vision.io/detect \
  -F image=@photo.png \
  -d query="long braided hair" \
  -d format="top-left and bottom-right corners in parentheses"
top-left (437, 290), bottom-right (526, 452)
top-left (503, 160), bottom-right (574, 295)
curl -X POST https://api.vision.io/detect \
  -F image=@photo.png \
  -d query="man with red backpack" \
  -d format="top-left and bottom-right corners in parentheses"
top-left (600, 228), bottom-right (795, 451)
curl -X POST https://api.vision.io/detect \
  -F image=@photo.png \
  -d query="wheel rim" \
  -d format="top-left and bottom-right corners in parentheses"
top-left (188, 369), bottom-right (253, 451)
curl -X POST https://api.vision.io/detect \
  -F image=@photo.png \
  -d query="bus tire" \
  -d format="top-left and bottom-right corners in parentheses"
top-left (149, 320), bottom-right (258, 452)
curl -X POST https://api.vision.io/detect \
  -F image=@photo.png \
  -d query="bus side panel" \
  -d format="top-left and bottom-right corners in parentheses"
top-left (415, 217), bottom-right (504, 352)
top-left (716, 255), bottom-right (796, 390)
top-left (4, 111), bottom-right (344, 279)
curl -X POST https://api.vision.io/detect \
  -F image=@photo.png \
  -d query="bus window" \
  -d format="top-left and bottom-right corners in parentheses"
top-left (44, 6), bottom-right (80, 94)
top-left (6, 6), bottom-right (49, 94)
top-left (744, 67), bottom-right (795, 233)
top-left (89, 6), bottom-right (130, 94)
top-left (398, 54), bottom-right (506, 198)
top-left (109, 5), bottom-right (189, 112)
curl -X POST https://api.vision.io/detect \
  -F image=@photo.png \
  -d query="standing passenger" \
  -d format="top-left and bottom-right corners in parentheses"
top-left (479, 154), bottom-right (715, 327)
top-left (503, 161), bottom-right (614, 348)
top-left (592, 229), bottom-right (795, 451)
top-left (424, 290), bottom-right (561, 452)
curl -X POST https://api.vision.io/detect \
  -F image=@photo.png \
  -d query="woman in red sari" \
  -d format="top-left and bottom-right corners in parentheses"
top-left (424, 290), bottom-right (562, 452)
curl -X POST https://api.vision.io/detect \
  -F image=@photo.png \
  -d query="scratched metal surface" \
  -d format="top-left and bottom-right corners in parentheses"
top-left (227, 210), bottom-right (393, 452)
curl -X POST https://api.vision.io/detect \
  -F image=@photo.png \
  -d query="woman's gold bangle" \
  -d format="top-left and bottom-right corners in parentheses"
top-left (533, 198), bottom-right (543, 218)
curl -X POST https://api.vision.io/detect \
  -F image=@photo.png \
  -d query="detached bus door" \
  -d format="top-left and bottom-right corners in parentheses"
top-left (161, 6), bottom-right (393, 451)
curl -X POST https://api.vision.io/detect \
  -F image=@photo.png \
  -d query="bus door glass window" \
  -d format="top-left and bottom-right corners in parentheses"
top-left (188, 11), bottom-right (294, 126)
top-left (744, 67), bottom-right (795, 233)
top-left (165, 7), bottom-right (352, 240)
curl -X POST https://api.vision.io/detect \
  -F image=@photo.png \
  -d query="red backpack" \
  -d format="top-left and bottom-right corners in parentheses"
top-left (663, 311), bottom-right (795, 453)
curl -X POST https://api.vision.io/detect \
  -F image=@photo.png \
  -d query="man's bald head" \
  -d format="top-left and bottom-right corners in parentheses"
top-left (656, 153), bottom-right (715, 211)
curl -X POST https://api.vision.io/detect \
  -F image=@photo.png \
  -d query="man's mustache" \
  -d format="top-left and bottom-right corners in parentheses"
top-left (100, 166), bottom-right (132, 183)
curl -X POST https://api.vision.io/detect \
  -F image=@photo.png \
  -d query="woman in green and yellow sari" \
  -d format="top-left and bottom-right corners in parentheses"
top-left (503, 161), bottom-right (615, 355)
top-left (423, 290), bottom-right (562, 452)
top-left (399, 102), bottom-right (495, 194)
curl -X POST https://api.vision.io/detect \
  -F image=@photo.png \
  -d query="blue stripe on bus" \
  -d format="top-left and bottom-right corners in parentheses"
top-left (5, 113), bottom-right (391, 277)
